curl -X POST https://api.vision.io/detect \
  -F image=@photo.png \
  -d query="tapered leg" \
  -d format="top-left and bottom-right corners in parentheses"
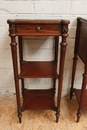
top-left (10, 36), bottom-right (22, 123)
top-left (18, 36), bottom-right (25, 97)
top-left (53, 78), bottom-right (56, 94)
top-left (70, 55), bottom-right (78, 99)
top-left (56, 36), bottom-right (67, 123)
top-left (77, 71), bottom-right (87, 122)
top-left (54, 36), bottom-right (60, 122)
top-left (77, 108), bottom-right (82, 122)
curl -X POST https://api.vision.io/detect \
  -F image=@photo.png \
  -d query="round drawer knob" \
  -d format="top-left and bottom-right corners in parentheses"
top-left (36, 26), bottom-right (41, 31)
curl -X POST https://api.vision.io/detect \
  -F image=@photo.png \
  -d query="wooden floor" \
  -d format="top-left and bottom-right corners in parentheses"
top-left (0, 94), bottom-right (87, 130)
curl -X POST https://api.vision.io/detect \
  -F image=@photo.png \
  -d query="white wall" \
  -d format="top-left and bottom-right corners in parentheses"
top-left (0, 0), bottom-right (86, 96)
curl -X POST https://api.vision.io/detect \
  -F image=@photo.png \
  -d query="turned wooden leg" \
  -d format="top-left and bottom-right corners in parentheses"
top-left (76, 71), bottom-right (87, 122)
top-left (18, 36), bottom-right (25, 97)
top-left (18, 108), bottom-right (22, 123)
top-left (10, 36), bottom-right (22, 123)
top-left (56, 108), bottom-right (60, 123)
top-left (56, 34), bottom-right (67, 122)
top-left (21, 79), bottom-right (25, 97)
top-left (70, 55), bottom-right (78, 99)
top-left (77, 108), bottom-right (82, 122)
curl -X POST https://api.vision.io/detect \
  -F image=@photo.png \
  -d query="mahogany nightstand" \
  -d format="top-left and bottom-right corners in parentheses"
top-left (7, 19), bottom-right (69, 123)
top-left (70, 17), bottom-right (87, 122)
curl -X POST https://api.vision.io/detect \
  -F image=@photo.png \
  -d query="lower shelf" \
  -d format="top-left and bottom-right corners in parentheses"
top-left (73, 88), bottom-right (87, 110)
top-left (22, 88), bottom-right (56, 111)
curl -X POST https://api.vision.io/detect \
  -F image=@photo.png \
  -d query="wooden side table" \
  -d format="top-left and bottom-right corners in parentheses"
top-left (70, 17), bottom-right (87, 122)
top-left (7, 19), bottom-right (70, 123)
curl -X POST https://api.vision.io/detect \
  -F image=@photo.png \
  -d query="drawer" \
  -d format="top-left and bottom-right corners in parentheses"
top-left (16, 24), bottom-right (61, 36)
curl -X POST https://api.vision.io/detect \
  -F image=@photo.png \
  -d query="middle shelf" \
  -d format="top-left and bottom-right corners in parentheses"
top-left (18, 61), bottom-right (58, 78)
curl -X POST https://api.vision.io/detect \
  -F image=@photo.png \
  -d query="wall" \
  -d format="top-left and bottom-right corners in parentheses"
top-left (0, 0), bottom-right (86, 96)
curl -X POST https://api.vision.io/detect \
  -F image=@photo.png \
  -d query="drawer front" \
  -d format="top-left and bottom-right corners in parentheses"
top-left (16, 24), bottom-right (61, 36)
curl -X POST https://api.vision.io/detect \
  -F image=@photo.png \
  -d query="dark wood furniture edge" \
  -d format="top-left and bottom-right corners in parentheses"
top-left (7, 19), bottom-right (70, 25)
